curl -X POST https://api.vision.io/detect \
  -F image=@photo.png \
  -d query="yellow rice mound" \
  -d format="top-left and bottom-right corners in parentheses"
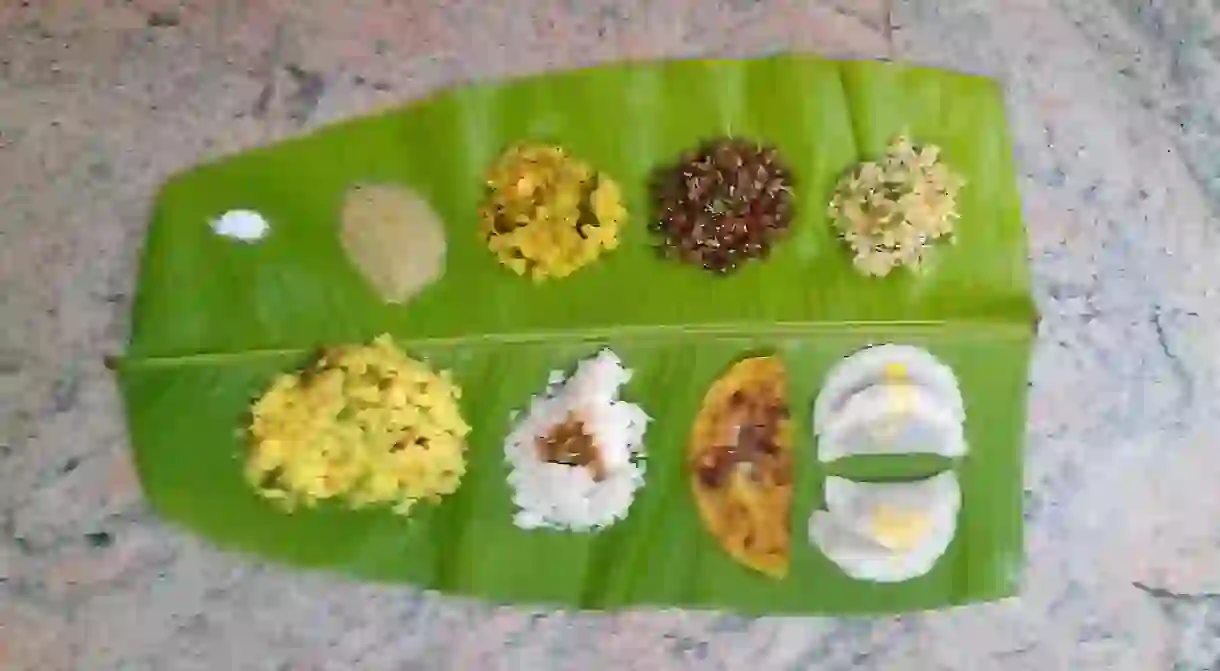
top-left (245, 334), bottom-right (470, 515)
top-left (478, 144), bottom-right (626, 281)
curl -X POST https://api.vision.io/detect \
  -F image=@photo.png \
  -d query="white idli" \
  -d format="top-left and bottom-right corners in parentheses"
top-left (813, 344), bottom-right (964, 435)
top-left (818, 382), bottom-right (966, 462)
top-left (808, 472), bottom-right (961, 583)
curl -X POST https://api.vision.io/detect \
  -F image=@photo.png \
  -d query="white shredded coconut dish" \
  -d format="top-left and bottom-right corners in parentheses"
top-left (211, 209), bottom-right (270, 242)
top-left (828, 134), bottom-right (965, 277)
top-left (504, 348), bottom-right (650, 532)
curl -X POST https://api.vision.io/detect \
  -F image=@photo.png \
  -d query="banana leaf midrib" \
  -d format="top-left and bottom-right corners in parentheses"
top-left (116, 317), bottom-right (1035, 370)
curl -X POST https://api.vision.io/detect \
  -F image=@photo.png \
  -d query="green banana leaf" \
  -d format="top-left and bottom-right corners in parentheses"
top-left (119, 56), bottom-right (1035, 614)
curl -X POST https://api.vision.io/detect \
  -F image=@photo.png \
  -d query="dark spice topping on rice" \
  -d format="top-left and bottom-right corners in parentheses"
top-left (537, 414), bottom-right (605, 481)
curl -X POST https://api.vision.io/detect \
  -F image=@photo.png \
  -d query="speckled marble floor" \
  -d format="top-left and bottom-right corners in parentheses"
top-left (3, 1), bottom-right (1220, 669)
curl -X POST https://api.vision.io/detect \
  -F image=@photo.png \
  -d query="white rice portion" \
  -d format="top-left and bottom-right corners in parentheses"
top-left (504, 348), bottom-right (650, 531)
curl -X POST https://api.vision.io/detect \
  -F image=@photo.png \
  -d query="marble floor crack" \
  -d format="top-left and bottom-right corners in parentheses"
top-left (1133, 581), bottom-right (1220, 602)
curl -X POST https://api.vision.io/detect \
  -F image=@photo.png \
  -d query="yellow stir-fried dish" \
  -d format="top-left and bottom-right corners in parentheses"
top-left (245, 334), bottom-right (470, 515)
top-left (479, 143), bottom-right (626, 281)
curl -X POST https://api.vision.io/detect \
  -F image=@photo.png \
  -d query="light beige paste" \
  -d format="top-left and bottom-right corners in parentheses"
top-left (340, 183), bottom-right (447, 304)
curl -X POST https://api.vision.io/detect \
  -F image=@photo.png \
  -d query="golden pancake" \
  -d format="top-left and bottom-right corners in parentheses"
top-left (688, 357), bottom-right (793, 578)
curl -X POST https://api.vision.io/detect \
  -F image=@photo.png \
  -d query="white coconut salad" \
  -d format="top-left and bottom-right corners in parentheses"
top-left (503, 348), bottom-right (650, 532)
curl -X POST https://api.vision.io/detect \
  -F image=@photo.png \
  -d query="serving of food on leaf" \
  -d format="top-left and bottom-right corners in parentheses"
top-left (119, 56), bottom-right (1034, 614)
top-left (652, 138), bottom-right (795, 274)
top-left (502, 349), bottom-right (649, 532)
top-left (688, 357), bottom-right (794, 579)
top-left (245, 335), bottom-right (470, 515)
top-left (479, 143), bottom-right (626, 281)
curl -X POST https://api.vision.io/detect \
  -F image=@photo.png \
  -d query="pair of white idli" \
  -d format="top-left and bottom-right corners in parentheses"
top-left (808, 345), bottom-right (966, 583)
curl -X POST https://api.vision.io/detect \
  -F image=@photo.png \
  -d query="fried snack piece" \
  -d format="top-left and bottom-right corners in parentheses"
top-left (688, 357), bottom-right (793, 578)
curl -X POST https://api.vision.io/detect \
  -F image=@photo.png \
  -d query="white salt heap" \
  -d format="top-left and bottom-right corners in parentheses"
top-left (211, 209), bottom-right (270, 242)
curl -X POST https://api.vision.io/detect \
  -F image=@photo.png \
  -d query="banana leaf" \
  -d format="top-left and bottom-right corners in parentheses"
top-left (119, 56), bottom-right (1034, 614)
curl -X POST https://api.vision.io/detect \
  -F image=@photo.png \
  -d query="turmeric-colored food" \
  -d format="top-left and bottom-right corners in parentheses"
top-left (688, 357), bottom-right (793, 579)
top-left (245, 335), bottom-right (470, 515)
top-left (479, 144), bottom-right (626, 281)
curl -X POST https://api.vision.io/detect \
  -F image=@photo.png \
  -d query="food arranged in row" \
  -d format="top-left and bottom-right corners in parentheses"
top-left (231, 133), bottom-right (971, 587)
top-left (472, 134), bottom-right (962, 279)
top-left (307, 134), bottom-right (965, 306)
top-left (808, 345), bottom-right (967, 583)
top-left (243, 338), bottom-right (969, 585)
